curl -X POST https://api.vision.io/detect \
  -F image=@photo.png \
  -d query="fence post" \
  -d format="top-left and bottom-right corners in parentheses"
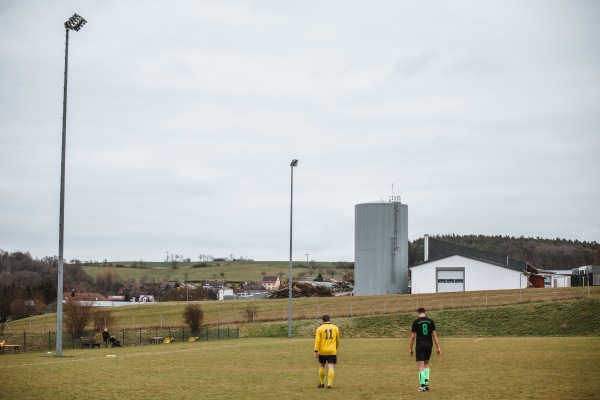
top-left (182, 328), bottom-right (185, 342)
top-left (122, 328), bottom-right (125, 347)
top-left (228, 326), bottom-right (230, 339)
top-left (23, 331), bottom-right (26, 352)
top-left (416, 292), bottom-right (419, 309)
top-left (48, 331), bottom-right (52, 352)
top-left (139, 329), bottom-right (142, 346)
top-left (205, 326), bottom-right (208, 341)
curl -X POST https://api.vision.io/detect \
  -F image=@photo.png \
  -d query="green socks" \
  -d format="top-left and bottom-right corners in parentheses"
top-left (418, 371), bottom-right (425, 386)
top-left (424, 367), bottom-right (430, 384)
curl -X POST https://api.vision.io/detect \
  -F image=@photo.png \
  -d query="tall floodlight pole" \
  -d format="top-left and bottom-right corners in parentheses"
top-left (56, 13), bottom-right (87, 357)
top-left (288, 159), bottom-right (298, 338)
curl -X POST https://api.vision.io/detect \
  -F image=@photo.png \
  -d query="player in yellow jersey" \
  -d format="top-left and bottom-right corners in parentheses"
top-left (313, 314), bottom-right (340, 389)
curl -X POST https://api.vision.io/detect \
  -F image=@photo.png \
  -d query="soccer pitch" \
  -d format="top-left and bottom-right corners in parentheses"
top-left (1, 337), bottom-right (598, 399)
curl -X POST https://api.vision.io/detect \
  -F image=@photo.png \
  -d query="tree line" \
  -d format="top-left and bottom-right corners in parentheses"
top-left (408, 234), bottom-right (599, 269)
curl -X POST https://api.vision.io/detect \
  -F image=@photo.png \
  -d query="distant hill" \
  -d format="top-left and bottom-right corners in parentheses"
top-left (408, 234), bottom-right (599, 270)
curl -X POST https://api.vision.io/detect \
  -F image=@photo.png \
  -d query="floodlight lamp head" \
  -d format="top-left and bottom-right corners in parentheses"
top-left (64, 13), bottom-right (87, 31)
top-left (290, 159), bottom-right (299, 167)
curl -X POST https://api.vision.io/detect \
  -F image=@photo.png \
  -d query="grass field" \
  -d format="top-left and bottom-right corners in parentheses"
top-left (81, 261), bottom-right (351, 284)
top-left (1, 337), bottom-right (598, 399)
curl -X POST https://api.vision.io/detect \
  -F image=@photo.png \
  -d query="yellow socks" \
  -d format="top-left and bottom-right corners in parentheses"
top-left (319, 366), bottom-right (334, 387)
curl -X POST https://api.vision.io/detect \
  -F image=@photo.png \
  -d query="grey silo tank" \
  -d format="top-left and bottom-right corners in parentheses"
top-left (354, 199), bottom-right (408, 296)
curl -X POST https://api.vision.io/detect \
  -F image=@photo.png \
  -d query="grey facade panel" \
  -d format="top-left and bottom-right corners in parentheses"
top-left (355, 202), bottom-right (408, 296)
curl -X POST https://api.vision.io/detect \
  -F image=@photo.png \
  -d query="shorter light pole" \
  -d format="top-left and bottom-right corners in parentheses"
top-left (185, 273), bottom-right (189, 302)
top-left (305, 253), bottom-right (309, 263)
top-left (288, 159), bottom-right (298, 338)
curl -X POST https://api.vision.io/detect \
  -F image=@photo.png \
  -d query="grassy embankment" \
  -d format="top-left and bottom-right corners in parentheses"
top-left (5, 287), bottom-right (599, 338)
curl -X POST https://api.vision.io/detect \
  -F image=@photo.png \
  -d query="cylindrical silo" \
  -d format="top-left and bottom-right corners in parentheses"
top-left (354, 199), bottom-right (408, 296)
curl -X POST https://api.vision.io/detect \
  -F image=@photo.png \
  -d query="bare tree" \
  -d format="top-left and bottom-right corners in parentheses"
top-left (64, 300), bottom-right (94, 334)
top-left (182, 304), bottom-right (204, 335)
top-left (92, 308), bottom-right (115, 332)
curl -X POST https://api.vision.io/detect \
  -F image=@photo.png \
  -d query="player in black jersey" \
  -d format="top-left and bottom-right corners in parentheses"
top-left (409, 307), bottom-right (441, 392)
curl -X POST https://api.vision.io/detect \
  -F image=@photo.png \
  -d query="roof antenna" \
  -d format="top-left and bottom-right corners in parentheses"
top-left (389, 183), bottom-right (401, 203)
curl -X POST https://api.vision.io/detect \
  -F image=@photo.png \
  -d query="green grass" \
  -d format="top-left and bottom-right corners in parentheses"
top-left (82, 261), bottom-right (350, 283)
top-left (1, 337), bottom-right (598, 399)
top-left (242, 297), bottom-right (600, 338)
top-left (8, 287), bottom-right (599, 335)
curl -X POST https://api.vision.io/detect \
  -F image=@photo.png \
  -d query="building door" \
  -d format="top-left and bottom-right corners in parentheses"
top-left (437, 269), bottom-right (464, 293)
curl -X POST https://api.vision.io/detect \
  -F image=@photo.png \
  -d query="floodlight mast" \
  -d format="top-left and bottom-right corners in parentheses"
top-left (56, 13), bottom-right (86, 357)
top-left (288, 159), bottom-right (298, 337)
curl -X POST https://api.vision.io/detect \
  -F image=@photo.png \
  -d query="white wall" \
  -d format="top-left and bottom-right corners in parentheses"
top-left (553, 275), bottom-right (571, 288)
top-left (410, 255), bottom-right (528, 294)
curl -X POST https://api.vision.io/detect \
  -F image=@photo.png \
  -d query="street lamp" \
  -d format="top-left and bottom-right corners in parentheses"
top-left (56, 13), bottom-right (87, 357)
top-left (288, 159), bottom-right (298, 337)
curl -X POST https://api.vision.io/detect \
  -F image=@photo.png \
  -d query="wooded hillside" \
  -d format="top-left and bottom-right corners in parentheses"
top-left (408, 234), bottom-right (599, 269)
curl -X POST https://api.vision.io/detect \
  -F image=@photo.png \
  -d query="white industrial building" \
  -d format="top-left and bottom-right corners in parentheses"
top-left (410, 254), bottom-right (529, 294)
top-left (354, 198), bottom-right (409, 296)
top-left (410, 235), bottom-right (533, 294)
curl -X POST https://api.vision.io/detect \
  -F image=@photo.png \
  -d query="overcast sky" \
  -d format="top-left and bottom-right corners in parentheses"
top-left (1, 1), bottom-right (598, 263)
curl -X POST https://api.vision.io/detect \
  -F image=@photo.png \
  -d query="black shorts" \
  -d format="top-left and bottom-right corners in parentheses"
top-left (415, 346), bottom-right (432, 362)
top-left (318, 354), bottom-right (337, 364)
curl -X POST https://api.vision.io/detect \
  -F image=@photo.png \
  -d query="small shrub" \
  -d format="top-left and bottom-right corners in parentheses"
top-left (93, 308), bottom-right (115, 332)
top-left (63, 300), bottom-right (93, 334)
top-left (182, 303), bottom-right (204, 334)
top-left (241, 305), bottom-right (257, 322)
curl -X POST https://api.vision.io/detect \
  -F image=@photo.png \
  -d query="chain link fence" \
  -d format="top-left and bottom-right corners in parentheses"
top-left (0, 326), bottom-right (239, 354)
